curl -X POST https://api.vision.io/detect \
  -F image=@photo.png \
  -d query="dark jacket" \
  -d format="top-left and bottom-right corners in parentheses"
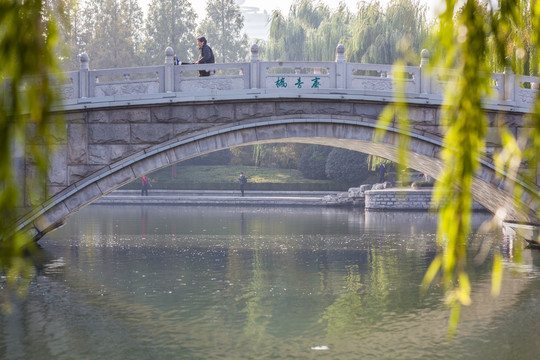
top-left (238, 175), bottom-right (247, 185)
top-left (198, 44), bottom-right (215, 64)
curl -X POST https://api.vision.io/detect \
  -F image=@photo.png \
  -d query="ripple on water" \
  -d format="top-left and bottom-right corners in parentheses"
top-left (5, 208), bottom-right (538, 360)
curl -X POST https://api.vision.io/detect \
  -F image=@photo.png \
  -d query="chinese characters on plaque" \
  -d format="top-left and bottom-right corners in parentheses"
top-left (275, 77), bottom-right (321, 89)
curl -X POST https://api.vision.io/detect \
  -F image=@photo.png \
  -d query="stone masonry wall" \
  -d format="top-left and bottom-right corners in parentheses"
top-left (365, 189), bottom-right (434, 211)
top-left (365, 189), bottom-right (487, 211)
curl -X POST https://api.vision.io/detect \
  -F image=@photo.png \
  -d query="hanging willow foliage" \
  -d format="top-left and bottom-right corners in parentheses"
top-left (379, 0), bottom-right (540, 336)
top-left (0, 0), bottom-right (65, 312)
top-left (264, 0), bottom-right (428, 65)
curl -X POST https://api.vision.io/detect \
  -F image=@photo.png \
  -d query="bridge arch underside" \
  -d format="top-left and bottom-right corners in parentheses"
top-left (28, 118), bottom-right (534, 240)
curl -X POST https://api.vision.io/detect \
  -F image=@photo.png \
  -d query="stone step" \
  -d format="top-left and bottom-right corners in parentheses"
top-left (95, 193), bottom-right (329, 206)
top-left (109, 189), bottom-right (337, 198)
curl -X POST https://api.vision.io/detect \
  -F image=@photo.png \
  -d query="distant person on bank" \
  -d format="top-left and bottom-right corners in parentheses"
top-left (195, 36), bottom-right (214, 77)
top-left (238, 172), bottom-right (247, 197)
top-left (141, 175), bottom-right (151, 196)
top-left (378, 163), bottom-right (386, 183)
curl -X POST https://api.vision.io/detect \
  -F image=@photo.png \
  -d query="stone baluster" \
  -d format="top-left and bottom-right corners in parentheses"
top-left (529, 58), bottom-right (538, 89)
top-left (503, 57), bottom-right (515, 102)
top-left (420, 49), bottom-right (430, 94)
top-left (335, 44), bottom-right (345, 89)
top-left (250, 44), bottom-right (260, 89)
top-left (79, 52), bottom-right (89, 98)
top-left (164, 47), bottom-right (174, 93)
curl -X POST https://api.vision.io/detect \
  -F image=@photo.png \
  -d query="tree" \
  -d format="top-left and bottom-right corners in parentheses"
top-left (252, 144), bottom-right (301, 169)
top-left (266, 9), bottom-right (306, 61)
top-left (346, 0), bottom-right (428, 64)
top-left (325, 148), bottom-right (370, 184)
top-left (230, 145), bottom-right (255, 166)
top-left (485, 0), bottom-right (537, 76)
top-left (143, 0), bottom-right (198, 65)
top-left (306, 3), bottom-right (351, 61)
top-left (265, 0), bottom-right (335, 61)
top-left (53, 0), bottom-right (86, 70)
top-left (1, 0), bottom-right (65, 312)
top-left (298, 145), bottom-right (332, 179)
top-left (197, 0), bottom-right (248, 63)
top-left (82, 0), bottom-right (144, 68)
top-left (180, 149), bottom-right (233, 166)
top-left (264, 0), bottom-right (426, 63)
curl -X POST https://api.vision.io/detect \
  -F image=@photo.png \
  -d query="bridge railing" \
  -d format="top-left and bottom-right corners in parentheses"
top-left (56, 44), bottom-right (538, 111)
top-left (345, 63), bottom-right (421, 94)
top-left (175, 62), bottom-right (250, 92)
top-left (89, 65), bottom-right (165, 97)
top-left (257, 61), bottom-right (336, 89)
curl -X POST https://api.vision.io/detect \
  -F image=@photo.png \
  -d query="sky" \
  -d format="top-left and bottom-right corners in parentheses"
top-left (201, 0), bottom-right (364, 17)
top-left (202, 1), bottom-right (439, 19)
top-left (141, 0), bottom-right (441, 21)
top-left (137, 0), bottom-right (442, 40)
top-left (211, 0), bottom-right (439, 16)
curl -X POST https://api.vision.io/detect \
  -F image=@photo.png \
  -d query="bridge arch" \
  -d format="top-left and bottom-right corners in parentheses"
top-left (21, 111), bottom-right (534, 240)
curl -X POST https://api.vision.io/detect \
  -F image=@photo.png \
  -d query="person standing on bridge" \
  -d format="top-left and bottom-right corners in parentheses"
top-left (238, 172), bottom-right (247, 197)
top-left (195, 36), bottom-right (214, 77)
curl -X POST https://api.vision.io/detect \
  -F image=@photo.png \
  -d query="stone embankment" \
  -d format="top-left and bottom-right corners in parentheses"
top-left (95, 190), bottom-right (333, 207)
top-left (96, 183), bottom-right (473, 211)
top-left (363, 184), bottom-right (487, 211)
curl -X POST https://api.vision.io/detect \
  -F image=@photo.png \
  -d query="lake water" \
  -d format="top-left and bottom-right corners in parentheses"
top-left (1, 205), bottom-right (540, 359)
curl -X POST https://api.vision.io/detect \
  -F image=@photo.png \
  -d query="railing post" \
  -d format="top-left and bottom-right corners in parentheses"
top-left (503, 56), bottom-right (515, 102)
top-left (420, 49), bottom-right (430, 94)
top-left (164, 47), bottom-right (174, 93)
top-left (250, 44), bottom-right (260, 89)
top-left (335, 44), bottom-right (345, 89)
top-left (79, 53), bottom-right (89, 98)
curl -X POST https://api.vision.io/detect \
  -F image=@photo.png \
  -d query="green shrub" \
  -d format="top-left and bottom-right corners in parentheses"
top-left (180, 149), bottom-right (233, 166)
top-left (298, 145), bottom-right (332, 179)
top-left (411, 181), bottom-right (434, 189)
top-left (325, 148), bottom-right (371, 184)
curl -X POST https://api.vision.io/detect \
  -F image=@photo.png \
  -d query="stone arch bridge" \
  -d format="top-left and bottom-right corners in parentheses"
top-left (15, 45), bottom-right (540, 239)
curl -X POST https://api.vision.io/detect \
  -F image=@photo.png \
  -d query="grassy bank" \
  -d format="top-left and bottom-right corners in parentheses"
top-left (122, 165), bottom-right (359, 191)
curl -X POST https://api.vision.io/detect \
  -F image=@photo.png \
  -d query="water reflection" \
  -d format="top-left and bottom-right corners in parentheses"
top-left (1, 206), bottom-right (539, 359)
top-left (365, 210), bottom-right (492, 233)
top-left (141, 207), bottom-right (148, 236)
